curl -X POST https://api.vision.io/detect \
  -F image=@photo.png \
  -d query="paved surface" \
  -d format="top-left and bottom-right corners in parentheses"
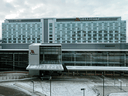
top-left (14, 82), bottom-right (46, 96)
top-left (96, 86), bottom-right (125, 96)
top-left (1, 75), bottom-right (128, 96)
top-left (0, 85), bottom-right (31, 96)
top-left (109, 92), bottom-right (128, 96)
top-left (94, 76), bottom-right (128, 96)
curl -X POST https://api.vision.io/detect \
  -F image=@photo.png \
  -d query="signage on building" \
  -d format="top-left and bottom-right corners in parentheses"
top-left (76, 18), bottom-right (99, 21)
top-left (30, 50), bottom-right (37, 55)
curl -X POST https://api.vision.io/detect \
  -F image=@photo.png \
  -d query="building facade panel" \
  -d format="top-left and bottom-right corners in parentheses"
top-left (2, 17), bottom-right (126, 44)
top-left (54, 20), bottom-right (126, 43)
top-left (62, 51), bottom-right (128, 67)
top-left (0, 51), bottom-right (28, 71)
top-left (2, 20), bottom-right (42, 43)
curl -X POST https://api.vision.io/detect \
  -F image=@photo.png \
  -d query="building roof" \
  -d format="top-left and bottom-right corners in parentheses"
top-left (66, 66), bottom-right (128, 71)
top-left (26, 64), bottom-right (64, 71)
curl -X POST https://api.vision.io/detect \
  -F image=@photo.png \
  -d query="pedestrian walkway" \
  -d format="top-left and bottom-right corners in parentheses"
top-left (109, 92), bottom-right (128, 96)
top-left (14, 83), bottom-right (46, 96)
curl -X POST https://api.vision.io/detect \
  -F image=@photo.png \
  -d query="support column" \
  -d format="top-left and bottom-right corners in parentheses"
top-left (95, 71), bottom-right (96, 76)
top-left (68, 70), bottom-right (69, 75)
top-left (107, 52), bottom-right (109, 66)
top-left (113, 71), bottom-right (115, 77)
top-left (84, 55), bottom-right (86, 66)
top-left (104, 71), bottom-right (106, 76)
top-left (124, 54), bottom-right (126, 66)
top-left (91, 53), bottom-right (92, 66)
top-left (43, 53), bottom-right (45, 63)
top-left (86, 71), bottom-right (87, 75)
top-left (13, 54), bottom-right (15, 71)
top-left (74, 53), bottom-right (76, 66)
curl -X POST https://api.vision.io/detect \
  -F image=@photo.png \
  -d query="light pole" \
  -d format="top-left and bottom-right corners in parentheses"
top-left (49, 76), bottom-right (52, 96)
top-left (118, 79), bottom-right (122, 90)
top-left (114, 78), bottom-right (115, 86)
top-left (81, 88), bottom-right (85, 96)
top-left (31, 80), bottom-right (34, 93)
top-left (102, 72), bottom-right (105, 96)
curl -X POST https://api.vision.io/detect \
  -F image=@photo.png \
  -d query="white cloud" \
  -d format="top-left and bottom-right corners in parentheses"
top-left (0, 0), bottom-right (128, 40)
top-left (5, 13), bottom-right (19, 19)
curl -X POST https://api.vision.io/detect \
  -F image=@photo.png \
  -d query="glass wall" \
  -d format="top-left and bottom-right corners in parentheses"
top-left (40, 46), bottom-right (62, 64)
top-left (0, 51), bottom-right (28, 71)
top-left (2, 23), bottom-right (42, 43)
top-left (62, 51), bottom-right (128, 67)
top-left (55, 21), bottom-right (126, 43)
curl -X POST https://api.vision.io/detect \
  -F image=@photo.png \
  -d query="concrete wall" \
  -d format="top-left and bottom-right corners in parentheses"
top-left (29, 45), bottom-right (39, 65)
top-left (29, 44), bottom-right (40, 75)
top-left (0, 43), bottom-right (29, 49)
top-left (62, 43), bottom-right (128, 49)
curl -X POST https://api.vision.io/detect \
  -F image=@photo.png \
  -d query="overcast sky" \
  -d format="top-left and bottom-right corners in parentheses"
top-left (0, 0), bottom-right (128, 41)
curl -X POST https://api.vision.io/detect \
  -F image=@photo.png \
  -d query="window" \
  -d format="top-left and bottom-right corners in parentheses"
top-left (49, 23), bottom-right (52, 27)
top-left (49, 28), bottom-right (52, 30)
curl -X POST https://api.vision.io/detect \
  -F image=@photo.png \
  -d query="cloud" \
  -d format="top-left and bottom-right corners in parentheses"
top-left (1, 0), bottom-right (128, 18)
top-left (0, 0), bottom-right (128, 40)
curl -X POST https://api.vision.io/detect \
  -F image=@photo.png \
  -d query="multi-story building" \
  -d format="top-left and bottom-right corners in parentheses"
top-left (2, 17), bottom-right (126, 44)
top-left (0, 16), bottom-right (128, 76)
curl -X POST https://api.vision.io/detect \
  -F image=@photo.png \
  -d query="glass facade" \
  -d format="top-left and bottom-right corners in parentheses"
top-left (2, 22), bottom-right (42, 43)
top-left (40, 46), bottom-right (62, 64)
top-left (55, 21), bottom-right (126, 43)
top-left (2, 17), bottom-right (126, 44)
top-left (62, 51), bottom-right (128, 67)
top-left (0, 51), bottom-right (28, 71)
top-left (1, 50), bottom-right (128, 71)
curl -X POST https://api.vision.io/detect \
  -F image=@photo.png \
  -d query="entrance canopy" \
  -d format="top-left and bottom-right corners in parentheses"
top-left (66, 66), bottom-right (128, 71)
top-left (26, 64), bottom-right (63, 71)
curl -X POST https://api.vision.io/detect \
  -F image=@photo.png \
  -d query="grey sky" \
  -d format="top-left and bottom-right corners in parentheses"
top-left (0, 0), bottom-right (128, 40)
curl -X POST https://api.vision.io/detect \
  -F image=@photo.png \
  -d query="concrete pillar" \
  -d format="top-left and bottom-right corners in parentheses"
top-left (107, 52), bottom-right (109, 66)
top-left (13, 54), bottom-right (15, 71)
top-left (86, 71), bottom-right (87, 75)
top-left (104, 71), bottom-right (106, 75)
top-left (95, 71), bottom-right (96, 75)
top-left (43, 54), bottom-right (45, 62)
top-left (91, 53), bottom-right (92, 66)
top-left (77, 71), bottom-right (78, 75)
top-left (124, 54), bottom-right (126, 66)
top-left (74, 53), bottom-right (76, 66)
top-left (113, 71), bottom-right (115, 76)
